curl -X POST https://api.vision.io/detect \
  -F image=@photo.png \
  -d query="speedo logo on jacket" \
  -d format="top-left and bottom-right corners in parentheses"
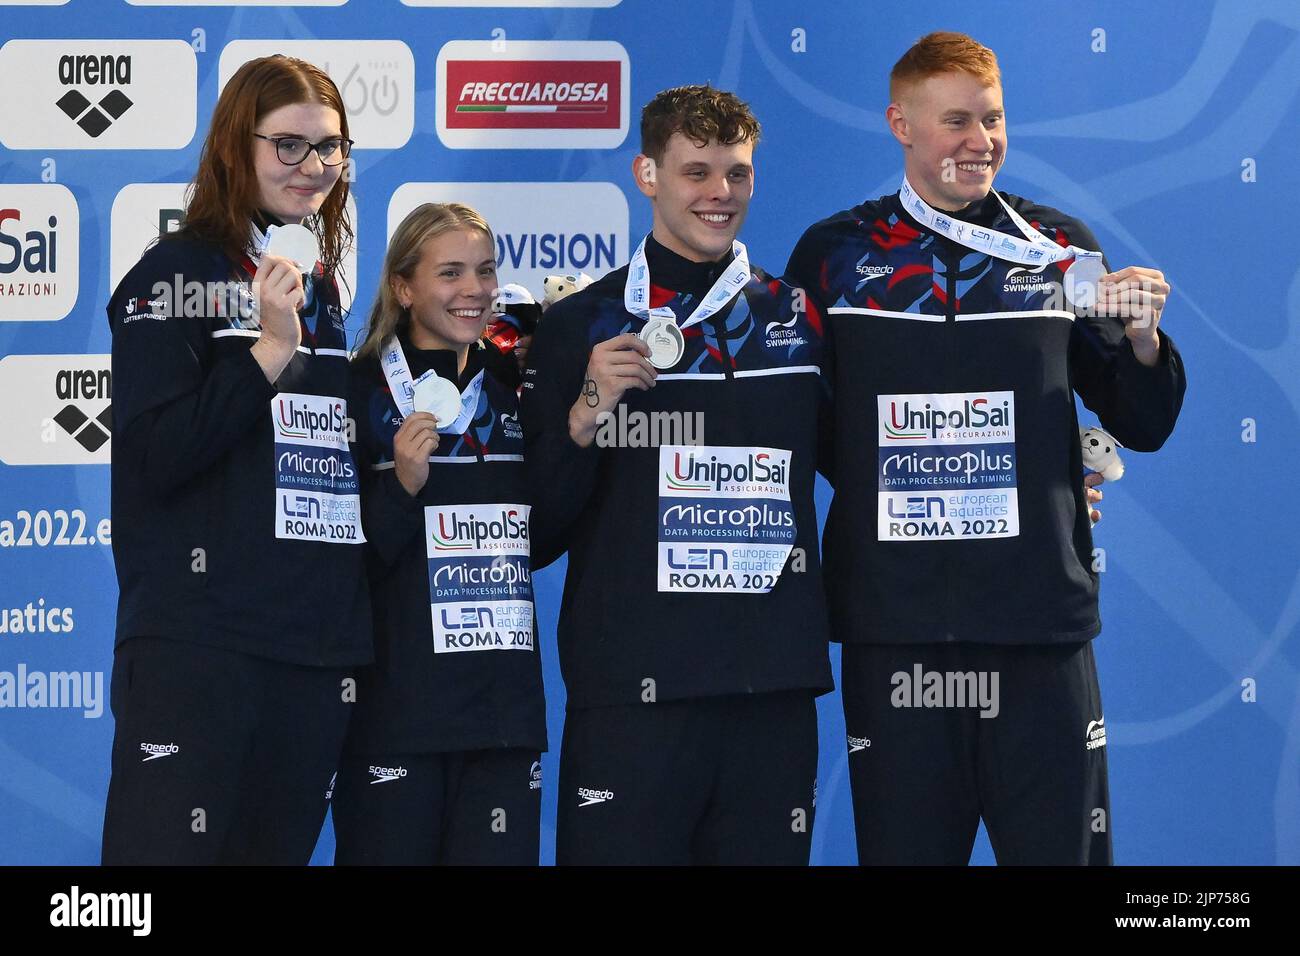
top-left (577, 787), bottom-right (614, 807)
top-left (430, 506), bottom-right (529, 551)
top-left (138, 742), bottom-right (178, 761)
top-left (664, 449), bottom-right (788, 494)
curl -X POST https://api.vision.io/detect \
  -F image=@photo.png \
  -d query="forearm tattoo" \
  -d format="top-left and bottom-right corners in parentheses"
top-left (582, 376), bottom-right (600, 408)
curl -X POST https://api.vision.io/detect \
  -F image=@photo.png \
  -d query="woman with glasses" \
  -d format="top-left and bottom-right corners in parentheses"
top-left (102, 55), bottom-right (366, 864)
top-left (331, 203), bottom-right (552, 865)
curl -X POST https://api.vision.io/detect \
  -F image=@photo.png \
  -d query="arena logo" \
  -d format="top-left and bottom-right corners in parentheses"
top-left (219, 40), bottom-right (414, 149)
top-left (54, 53), bottom-right (133, 137)
top-left (0, 184), bottom-right (79, 322)
top-left (0, 41), bottom-right (196, 150)
top-left (53, 366), bottom-right (111, 453)
top-left (436, 40), bottom-right (629, 149)
top-left (389, 182), bottom-right (627, 295)
top-left (0, 354), bottom-right (111, 465)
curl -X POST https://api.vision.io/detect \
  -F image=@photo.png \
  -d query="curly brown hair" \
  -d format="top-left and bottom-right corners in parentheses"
top-left (639, 84), bottom-right (761, 162)
top-left (180, 55), bottom-right (354, 273)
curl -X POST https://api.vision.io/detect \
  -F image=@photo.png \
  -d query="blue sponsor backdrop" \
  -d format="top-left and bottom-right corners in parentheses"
top-left (1, 0), bottom-right (1296, 865)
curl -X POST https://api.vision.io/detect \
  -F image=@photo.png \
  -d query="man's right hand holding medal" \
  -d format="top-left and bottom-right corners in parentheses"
top-left (567, 333), bottom-right (658, 448)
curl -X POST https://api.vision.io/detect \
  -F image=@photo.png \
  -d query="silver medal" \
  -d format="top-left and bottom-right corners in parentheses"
top-left (1064, 255), bottom-right (1107, 308)
top-left (413, 374), bottom-right (462, 425)
top-left (262, 223), bottom-right (320, 273)
top-left (639, 317), bottom-right (685, 370)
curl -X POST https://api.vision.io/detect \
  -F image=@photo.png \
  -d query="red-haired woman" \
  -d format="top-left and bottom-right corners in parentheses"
top-left (102, 55), bottom-right (367, 864)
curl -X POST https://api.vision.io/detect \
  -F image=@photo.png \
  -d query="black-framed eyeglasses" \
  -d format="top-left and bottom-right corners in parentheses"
top-left (254, 133), bottom-right (354, 167)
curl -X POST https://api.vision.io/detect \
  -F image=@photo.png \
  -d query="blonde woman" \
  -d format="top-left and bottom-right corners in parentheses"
top-left (333, 203), bottom-right (549, 865)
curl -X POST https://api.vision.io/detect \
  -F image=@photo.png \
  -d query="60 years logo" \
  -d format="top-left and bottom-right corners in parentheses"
top-left (219, 40), bottom-right (414, 149)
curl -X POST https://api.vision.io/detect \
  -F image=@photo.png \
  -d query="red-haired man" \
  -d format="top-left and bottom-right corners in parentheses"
top-left (786, 31), bottom-right (1186, 865)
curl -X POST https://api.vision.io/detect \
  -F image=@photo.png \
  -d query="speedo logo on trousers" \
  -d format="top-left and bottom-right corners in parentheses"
top-left (577, 786), bottom-right (613, 807)
top-left (139, 742), bottom-right (178, 761)
top-left (368, 765), bottom-right (407, 784)
top-left (847, 734), bottom-right (871, 754)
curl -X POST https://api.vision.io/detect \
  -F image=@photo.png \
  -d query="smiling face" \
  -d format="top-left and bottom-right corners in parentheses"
top-left (888, 70), bottom-right (1006, 212)
top-left (392, 228), bottom-right (498, 356)
top-left (636, 131), bottom-right (755, 263)
top-left (252, 101), bottom-right (344, 223)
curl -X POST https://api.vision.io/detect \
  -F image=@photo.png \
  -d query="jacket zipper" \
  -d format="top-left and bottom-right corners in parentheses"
top-left (707, 297), bottom-right (749, 690)
top-left (944, 249), bottom-right (959, 642)
top-left (713, 314), bottom-right (737, 384)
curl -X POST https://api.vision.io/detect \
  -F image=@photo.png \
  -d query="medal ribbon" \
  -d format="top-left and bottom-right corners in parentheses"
top-left (899, 175), bottom-right (1101, 271)
top-left (381, 337), bottom-right (486, 434)
top-left (623, 233), bottom-right (752, 329)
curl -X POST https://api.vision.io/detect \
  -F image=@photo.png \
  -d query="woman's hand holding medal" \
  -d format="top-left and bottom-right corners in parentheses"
top-left (393, 412), bottom-right (440, 497)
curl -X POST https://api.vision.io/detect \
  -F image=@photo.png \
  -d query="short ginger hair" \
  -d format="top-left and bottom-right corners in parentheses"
top-left (890, 31), bottom-right (1001, 102)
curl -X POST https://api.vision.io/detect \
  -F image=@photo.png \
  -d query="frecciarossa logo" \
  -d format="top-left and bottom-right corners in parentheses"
top-left (431, 507), bottom-right (529, 551)
top-left (436, 40), bottom-right (629, 149)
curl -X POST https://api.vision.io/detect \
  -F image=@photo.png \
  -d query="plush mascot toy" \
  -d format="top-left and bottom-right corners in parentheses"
top-left (542, 272), bottom-right (594, 310)
top-left (485, 282), bottom-right (543, 354)
top-left (1081, 426), bottom-right (1124, 526)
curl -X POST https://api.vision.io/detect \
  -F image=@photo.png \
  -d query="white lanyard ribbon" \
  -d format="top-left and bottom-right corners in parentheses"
top-left (380, 337), bottom-right (485, 434)
top-left (899, 175), bottom-right (1102, 270)
top-left (623, 233), bottom-right (752, 329)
